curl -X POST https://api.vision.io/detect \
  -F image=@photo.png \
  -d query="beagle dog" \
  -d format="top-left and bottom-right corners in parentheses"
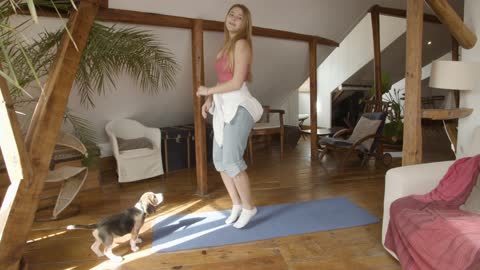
top-left (67, 192), bottom-right (163, 262)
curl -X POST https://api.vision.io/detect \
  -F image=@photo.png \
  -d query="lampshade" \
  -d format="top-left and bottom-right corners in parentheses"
top-left (429, 60), bottom-right (480, 90)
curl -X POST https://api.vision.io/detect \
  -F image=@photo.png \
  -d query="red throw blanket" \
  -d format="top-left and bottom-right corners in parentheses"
top-left (385, 155), bottom-right (480, 270)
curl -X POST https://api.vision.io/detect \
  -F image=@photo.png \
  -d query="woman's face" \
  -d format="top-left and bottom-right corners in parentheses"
top-left (225, 7), bottom-right (245, 34)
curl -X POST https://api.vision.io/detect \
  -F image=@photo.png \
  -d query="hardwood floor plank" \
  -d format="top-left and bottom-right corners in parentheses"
top-left (21, 140), bottom-right (451, 269)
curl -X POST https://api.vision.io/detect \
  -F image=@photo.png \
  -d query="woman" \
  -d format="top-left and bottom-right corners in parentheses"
top-left (196, 4), bottom-right (263, 229)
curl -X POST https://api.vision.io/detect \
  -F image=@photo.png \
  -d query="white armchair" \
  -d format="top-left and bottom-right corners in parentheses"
top-left (105, 119), bottom-right (164, 183)
top-left (382, 160), bottom-right (454, 259)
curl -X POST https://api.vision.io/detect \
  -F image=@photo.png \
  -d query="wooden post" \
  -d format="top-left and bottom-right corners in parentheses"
top-left (309, 38), bottom-right (318, 160)
top-left (99, 0), bottom-right (108, 8)
top-left (402, 0), bottom-right (423, 166)
top-left (0, 68), bottom-right (32, 270)
top-left (452, 37), bottom-right (460, 107)
top-left (0, 1), bottom-right (99, 269)
top-left (191, 19), bottom-right (208, 195)
top-left (425, 0), bottom-right (477, 49)
top-left (371, 5), bottom-right (382, 110)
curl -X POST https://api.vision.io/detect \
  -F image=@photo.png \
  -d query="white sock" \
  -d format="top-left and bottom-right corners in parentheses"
top-left (225, 204), bottom-right (242, 224)
top-left (233, 207), bottom-right (257, 229)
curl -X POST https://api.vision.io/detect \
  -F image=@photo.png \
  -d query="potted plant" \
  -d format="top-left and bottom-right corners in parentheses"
top-left (383, 88), bottom-right (404, 145)
top-left (361, 73), bottom-right (404, 146)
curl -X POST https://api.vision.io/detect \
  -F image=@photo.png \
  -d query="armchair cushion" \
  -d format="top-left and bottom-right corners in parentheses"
top-left (105, 118), bottom-right (164, 183)
top-left (347, 116), bottom-right (381, 149)
top-left (117, 137), bottom-right (153, 152)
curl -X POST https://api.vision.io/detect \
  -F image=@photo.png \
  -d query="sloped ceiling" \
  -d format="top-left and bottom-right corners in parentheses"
top-left (344, 0), bottom-right (464, 88)
top-left (66, 0), bottom-right (464, 142)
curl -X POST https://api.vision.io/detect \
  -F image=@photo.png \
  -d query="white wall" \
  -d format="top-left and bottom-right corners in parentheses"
top-left (457, 0), bottom-right (480, 157)
top-left (315, 15), bottom-right (406, 128)
top-left (11, 15), bottom-right (319, 147)
top-left (385, 52), bottom-right (452, 118)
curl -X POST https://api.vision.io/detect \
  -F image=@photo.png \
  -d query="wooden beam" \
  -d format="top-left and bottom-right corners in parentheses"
top-left (30, 8), bottom-right (339, 47)
top-left (99, 0), bottom-right (108, 9)
top-left (402, 0), bottom-right (424, 166)
top-left (96, 8), bottom-right (193, 29)
top-left (452, 37), bottom-right (460, 107)
top-left (374, 6), bottom-right (441, 24)
top-left (309, 38), bottom-right (318, 160)
top-left (371, 6), bottom-right (382, 109)
top-left (425, 0), bottom-right (477, 49)
top-left (202, 20), bottom-right (338, 46)
top-left (191, 19), bottom-right (208, 195)
top-left (0, 1), bottom-right (99, 269)
top-left (422, 108), bottom-right (473, 120)
top-left (0, 67), bottom-right (32, 270)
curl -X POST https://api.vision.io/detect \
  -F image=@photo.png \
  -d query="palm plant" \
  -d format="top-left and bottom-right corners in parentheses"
top-left (1, 2), bottom-right (180, 158)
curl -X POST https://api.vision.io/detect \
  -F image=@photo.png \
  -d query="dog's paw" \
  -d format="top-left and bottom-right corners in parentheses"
top-left (135, 238), bottom-right (143, 244)
top-left (131, 245), bottom-right (140, 252)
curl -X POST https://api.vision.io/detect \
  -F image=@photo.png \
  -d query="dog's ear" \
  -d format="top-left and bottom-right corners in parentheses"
top-left (146, 204), bottom-right (156, 215)
top-left (140, 192), bottom-right (158, 215)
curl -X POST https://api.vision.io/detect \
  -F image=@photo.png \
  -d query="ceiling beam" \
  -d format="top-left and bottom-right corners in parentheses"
top-left (372, 5), bottom-right (441, 24)
top-left (96, 8), bottom-right (193, 29)
top-left (202, 19), bottom-right (338, 46)
top-left (21, 7), bottom-right (339, 47)
top-left (425, 0), bottom-right (477, 49)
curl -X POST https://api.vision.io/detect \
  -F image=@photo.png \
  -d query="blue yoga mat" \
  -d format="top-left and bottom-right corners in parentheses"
top-left (152, 196), bottom-right (379, 253)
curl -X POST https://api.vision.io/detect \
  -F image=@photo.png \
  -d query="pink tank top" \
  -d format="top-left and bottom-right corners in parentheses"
top-left (215, 54), bottom-right (233, 83)
top-left (215, 55), bottom-right (233, 83)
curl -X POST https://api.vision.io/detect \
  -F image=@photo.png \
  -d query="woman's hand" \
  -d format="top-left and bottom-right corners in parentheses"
top-left (197, 86), bottom-right (209, 96)
top-left (201, 98), bottom-right (212, 119)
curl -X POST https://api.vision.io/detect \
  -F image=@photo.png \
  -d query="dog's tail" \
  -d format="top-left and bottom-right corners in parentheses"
top-left (66, 224), bottom-right (98, 230)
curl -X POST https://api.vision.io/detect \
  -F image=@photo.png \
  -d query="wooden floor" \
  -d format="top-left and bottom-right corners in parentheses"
top-left (23, 138), bottom-right (446, 270)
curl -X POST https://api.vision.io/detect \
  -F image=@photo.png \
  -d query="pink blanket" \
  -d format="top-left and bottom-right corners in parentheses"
top-left (385, 155), bottom-right (480, 270)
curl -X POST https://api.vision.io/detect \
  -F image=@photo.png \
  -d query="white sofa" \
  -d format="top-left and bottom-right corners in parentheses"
top-left (381, 160), bottom-right (454, 259)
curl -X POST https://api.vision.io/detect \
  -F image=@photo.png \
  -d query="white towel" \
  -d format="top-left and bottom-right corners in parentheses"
top-left (209, 83), bottom-right (263, 146)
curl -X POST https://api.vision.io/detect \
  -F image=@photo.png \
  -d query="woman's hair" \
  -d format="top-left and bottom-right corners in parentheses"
top-left (221, 4), bottom-right (252, 81)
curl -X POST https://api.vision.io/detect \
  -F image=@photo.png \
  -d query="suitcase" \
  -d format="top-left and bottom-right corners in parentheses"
top-left (160, 124), bottom-right (214, 173)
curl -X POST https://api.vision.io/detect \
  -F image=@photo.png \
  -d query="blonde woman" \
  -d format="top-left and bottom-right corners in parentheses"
top-left (197, 4), bottom-right (263, 229)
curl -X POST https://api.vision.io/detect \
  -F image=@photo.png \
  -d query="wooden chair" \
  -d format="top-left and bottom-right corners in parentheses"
top-left (247, 105), bottom-right (285, 163)
top-left (318, 101), bottom-right (392, 171)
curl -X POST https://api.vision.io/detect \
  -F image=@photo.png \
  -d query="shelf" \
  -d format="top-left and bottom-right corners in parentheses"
top-left (421, 108), bottom-right (473, 120)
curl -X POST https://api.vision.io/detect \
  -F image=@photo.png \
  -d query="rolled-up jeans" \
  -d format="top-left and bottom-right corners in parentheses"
top-left (212, 106), bottom-right (254, 177)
